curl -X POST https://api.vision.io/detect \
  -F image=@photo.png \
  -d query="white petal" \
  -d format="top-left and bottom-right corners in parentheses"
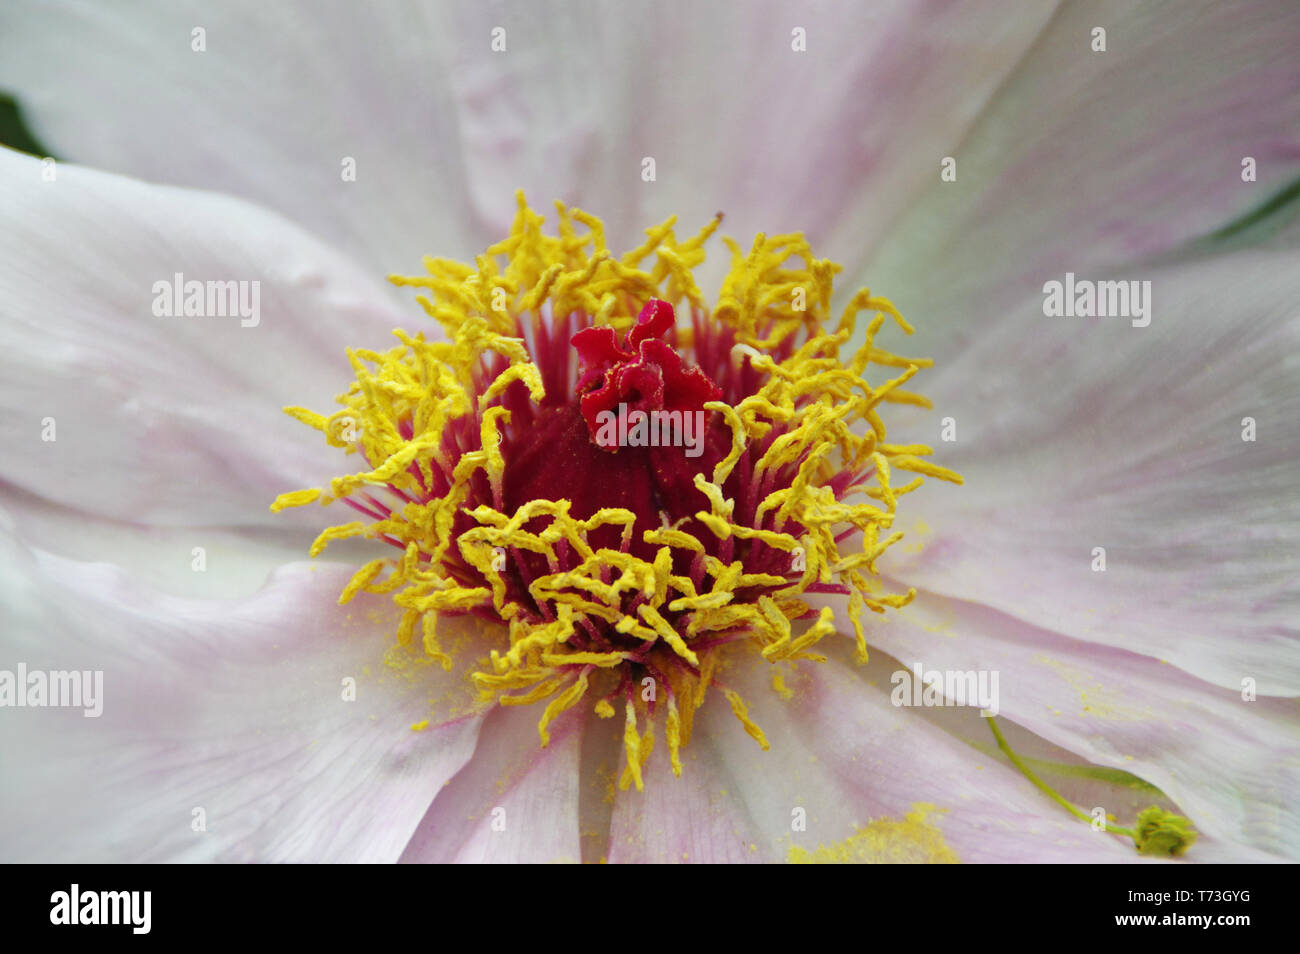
top-left (0, 523), bottom-right (490, 862)
top-left (865, 0), bottom-right (1300, 337)
top-left (606, 646), bottom-right (1187, 863)
top-left (0, 484), bottom-right (309, 599)
top-left (0, 0), bottom-right (1056, 280)
top-left (882, 243), bottom-right (1300, 694)
top-left (397, 705), bottom-right (585, 863)
top-left (868, 590), bottom-right (1299, 860)
top-left (0, 147), bottom-right (407, 529)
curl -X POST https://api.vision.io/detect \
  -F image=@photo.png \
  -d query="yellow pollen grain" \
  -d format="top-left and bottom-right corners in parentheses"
top-left (788, 804), bottom-right (959, 864)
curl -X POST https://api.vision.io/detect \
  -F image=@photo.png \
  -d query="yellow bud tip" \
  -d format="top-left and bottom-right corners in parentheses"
top-left (1132, 806), bottom-right (1198, 857)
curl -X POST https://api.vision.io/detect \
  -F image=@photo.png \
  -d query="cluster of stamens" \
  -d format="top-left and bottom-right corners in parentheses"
top-left (272, 193), bottom-right (961, 790)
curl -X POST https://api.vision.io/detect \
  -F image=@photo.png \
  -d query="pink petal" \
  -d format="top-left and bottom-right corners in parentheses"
top-left (398, 705), bottom-right (586, 863)
top-left (0, 1), bottom-right (1058, 279)
top-left (865, 588), bottom-right (1298, 860)
top-left (0, 147), bottom-right (407, 528)
top-left (866, 0), bottom-right (1300, 333)
top-left (0, 523), bottom-right (489, 862)
top-left (607, 647), bottom-right (1168, 863)
top-left (882, 243), bottom-right (1300, 695)
top-left (1, 486), bottom-right (308, 598)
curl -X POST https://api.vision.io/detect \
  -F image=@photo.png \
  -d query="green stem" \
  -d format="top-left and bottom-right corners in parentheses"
top-left (984, 714), bottom-right (1134, 838)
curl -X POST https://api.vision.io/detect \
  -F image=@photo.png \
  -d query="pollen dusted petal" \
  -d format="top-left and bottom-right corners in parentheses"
top-left (397, 703), bottom-right (585, 863)
top-left (277, 193), bottom-right (961, 788)
top-left (868, 588), bottom-right (1300, 860)
top-left (606, 646), bottom-right (1163, 864)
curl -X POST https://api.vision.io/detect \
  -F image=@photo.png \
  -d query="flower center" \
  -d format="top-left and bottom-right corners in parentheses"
top-left (272, 193), bottom-right (962, 791)
top-left (573, 298), bottom-right (721, 448)
top-left (497, 298), bottom-right (729, 567)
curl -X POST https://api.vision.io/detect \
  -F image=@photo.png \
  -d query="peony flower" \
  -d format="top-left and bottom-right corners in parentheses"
top-left (1, 1), bottom-right (1297, 864)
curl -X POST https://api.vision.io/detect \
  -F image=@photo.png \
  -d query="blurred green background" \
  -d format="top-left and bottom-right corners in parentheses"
top-left (0, 92), bottom-right (54, 157)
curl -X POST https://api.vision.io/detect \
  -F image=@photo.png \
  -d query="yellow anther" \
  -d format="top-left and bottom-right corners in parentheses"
top-left (723, 689), bottom-right (770, 751)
